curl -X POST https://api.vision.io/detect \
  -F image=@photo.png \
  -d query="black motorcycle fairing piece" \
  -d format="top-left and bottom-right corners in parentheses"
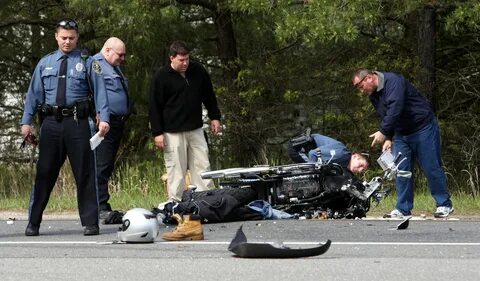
top-left (228, 225), bottom-right (331, 258)
top-left (396, 217), bottom-right (411, 230)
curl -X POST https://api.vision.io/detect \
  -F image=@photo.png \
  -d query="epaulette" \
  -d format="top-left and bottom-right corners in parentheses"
top-left (39, 51), bottom-right (59, 63)
top-left (44, 50), bottom-right (58, 57)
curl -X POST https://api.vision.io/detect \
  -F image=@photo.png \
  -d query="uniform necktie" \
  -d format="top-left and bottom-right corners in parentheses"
top-left (114, 66), bottom-right (126, 90)
top-left (114, 66), bottom-right (130, 113)
top-left (56, 55), bottom-right (68, 107)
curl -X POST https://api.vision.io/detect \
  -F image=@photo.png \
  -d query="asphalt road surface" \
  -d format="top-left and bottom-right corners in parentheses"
top-left (1, 216), bottom-right (479, 281)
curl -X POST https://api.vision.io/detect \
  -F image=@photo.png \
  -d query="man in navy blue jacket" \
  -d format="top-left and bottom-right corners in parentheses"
top-left (352, 68), bottom-right (453, 218)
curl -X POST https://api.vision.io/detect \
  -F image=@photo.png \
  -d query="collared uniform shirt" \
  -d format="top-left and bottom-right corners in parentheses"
top-left (93, 53), bottom-right (129, 116)
top-left (21, 49), bottom-right (109, 124)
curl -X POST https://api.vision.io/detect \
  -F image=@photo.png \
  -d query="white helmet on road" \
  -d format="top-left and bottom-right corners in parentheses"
top-left (118, 208), bottom-right (160, 243)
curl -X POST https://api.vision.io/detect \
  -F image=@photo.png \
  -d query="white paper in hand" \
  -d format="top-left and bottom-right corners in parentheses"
top-left (90, 131), bottom-right (104, 150)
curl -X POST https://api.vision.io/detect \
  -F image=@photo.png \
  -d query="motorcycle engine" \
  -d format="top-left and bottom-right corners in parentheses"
top-left (274, 173), bottom-right (322, 204)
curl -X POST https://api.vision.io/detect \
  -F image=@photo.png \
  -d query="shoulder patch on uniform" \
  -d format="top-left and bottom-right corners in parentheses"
top-left (92, 60), bottom-right (102, 75)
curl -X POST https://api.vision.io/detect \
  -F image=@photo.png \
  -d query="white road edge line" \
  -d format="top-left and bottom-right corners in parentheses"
top-left (1, 241), bottom-right (480, 246)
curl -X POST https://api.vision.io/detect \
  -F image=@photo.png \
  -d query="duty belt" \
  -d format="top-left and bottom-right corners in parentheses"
top-left (39, 100), bottom-right (92, 121)
top-left (110, 114), bottom-right (129, 122)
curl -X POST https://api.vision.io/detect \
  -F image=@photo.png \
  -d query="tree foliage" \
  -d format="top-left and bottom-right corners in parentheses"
top-left (0, 0), bottom-right (479, 194)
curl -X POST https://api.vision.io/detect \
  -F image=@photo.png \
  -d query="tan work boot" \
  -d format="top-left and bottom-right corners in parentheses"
top-left (162, 214), bottom-right (204, 241)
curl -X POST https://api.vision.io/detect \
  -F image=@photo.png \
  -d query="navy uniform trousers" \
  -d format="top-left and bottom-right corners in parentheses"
top-left (96, 115), bottom-right (125, 212)
top-left (28, 115), bottom-right (99, 226)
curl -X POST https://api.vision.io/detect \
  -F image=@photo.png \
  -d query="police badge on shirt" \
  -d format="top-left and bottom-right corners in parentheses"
top-left (75, 62), bottom-right (84, 72)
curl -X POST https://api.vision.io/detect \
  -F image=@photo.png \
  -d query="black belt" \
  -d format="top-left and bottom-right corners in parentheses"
top-left (46, 106), bottom-right (75, 117)
top-left (110, 114), bottom-right (128, 122)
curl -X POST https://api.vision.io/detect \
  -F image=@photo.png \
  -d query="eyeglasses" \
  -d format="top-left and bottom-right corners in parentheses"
top-left (56, 20), bottom-right (78, 30)
top-left (111, 49), bottom-right (126, 57)
top-left (353, 75), bottom-right (368, 89)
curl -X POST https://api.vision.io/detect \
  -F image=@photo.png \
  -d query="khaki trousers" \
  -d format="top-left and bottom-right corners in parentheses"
top-left (164, 128), bottom-right (214, 201)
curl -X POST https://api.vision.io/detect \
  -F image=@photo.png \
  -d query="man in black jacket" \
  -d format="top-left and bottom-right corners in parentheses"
top-left (149, 41), bottom-right (222, 202)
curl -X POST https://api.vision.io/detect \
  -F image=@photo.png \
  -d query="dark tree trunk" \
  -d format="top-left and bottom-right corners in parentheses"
top-left (417, 6), bottom-right (437, 111)
top-left (213, 9), bottom-right (239, 87)
top-left (213, 8), bottom-right (260, 166)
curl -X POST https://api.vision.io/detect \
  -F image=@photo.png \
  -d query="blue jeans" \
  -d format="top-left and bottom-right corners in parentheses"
top-left (393, 118), bottom-right (452, 215)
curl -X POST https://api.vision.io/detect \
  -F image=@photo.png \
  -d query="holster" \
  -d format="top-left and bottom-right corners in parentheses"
top-left (74, 99), bottom-right (94, 119)
top-left (87, 98), bottom-right (96, 119)
top-left (37, 104), bottom-right (45, 125)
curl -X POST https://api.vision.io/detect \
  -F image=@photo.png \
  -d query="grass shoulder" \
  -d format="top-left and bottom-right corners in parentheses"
top-left (2, 189), bottom-right (480, 220)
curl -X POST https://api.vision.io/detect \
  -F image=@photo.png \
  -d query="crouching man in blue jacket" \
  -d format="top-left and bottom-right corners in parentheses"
top-left (288, 133), bottom-right (369, 174)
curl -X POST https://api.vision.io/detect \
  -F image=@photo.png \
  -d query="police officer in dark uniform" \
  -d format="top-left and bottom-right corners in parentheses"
top-left (93, 37), bottom-right (130, 220)
top-left (20, 19), bottom-right (110, 236)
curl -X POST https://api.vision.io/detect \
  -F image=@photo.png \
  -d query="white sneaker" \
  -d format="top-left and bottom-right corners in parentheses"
top-left (434, 206), bottom-right (454, 218)
top-left (383, 209), bottom-right (407, 218)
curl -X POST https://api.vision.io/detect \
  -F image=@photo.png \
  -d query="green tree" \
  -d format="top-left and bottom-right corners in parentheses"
top-left (1, 0), bottom-right (479, 195)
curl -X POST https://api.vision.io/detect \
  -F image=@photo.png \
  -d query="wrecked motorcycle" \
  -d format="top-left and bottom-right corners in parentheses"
top-left (201, 150), bottom-right (411, 219)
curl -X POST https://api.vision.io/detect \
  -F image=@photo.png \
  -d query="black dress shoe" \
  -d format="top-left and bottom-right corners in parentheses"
top-left (99, 210), bottom-right (111, 223)
top-left (84, 225), bottom-right (99, 236)
top-left (25, 223), bottom-right (40, 236)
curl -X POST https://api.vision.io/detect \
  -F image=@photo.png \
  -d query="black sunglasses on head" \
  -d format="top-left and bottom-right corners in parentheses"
top-left (56, 20), bottom-right (78, 30)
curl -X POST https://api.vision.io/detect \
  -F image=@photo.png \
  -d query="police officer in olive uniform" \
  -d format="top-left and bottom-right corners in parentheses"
top-left (93, 37), bottom-right (130, 220)
top-left (20, 19), bottom-right (110, 236)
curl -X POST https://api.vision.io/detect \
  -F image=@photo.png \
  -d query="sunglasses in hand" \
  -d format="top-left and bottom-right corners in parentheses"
top-left (20, 133), bottom-right (38, 148)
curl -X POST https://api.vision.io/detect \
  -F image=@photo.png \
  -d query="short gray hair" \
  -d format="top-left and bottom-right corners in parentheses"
top-left (352, 68), bottom-right (373, 80)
